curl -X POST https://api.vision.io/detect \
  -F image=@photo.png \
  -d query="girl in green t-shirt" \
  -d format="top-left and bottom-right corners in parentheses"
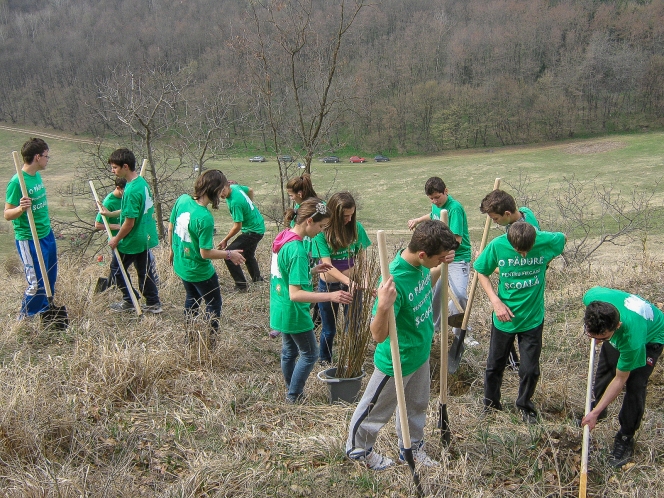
top-left (169, 170), bottom-right (245, 347)
top-left (271, 197), bottom-right (352, 402)
top-left (284, 174), bottom-right (318, 228)
top-left (311, 191), bottom-right (372, 364)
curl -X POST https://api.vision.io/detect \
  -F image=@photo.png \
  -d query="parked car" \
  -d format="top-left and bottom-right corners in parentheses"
top-left (249, 156), bottom-right (266, 162)
top-left (349, 156), bottom-right (367, 163)
top-left (374, 155), bottom-right (390, 162)
top-left (321, 156), bottom-right (340, 163)
top-left (278, 155), bottom-right (293, 163)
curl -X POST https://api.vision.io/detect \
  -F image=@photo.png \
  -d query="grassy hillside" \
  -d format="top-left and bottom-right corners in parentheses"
top-left (0, 128), bottom-right (663, 495)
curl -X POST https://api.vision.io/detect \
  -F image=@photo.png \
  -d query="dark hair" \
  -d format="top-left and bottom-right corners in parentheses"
top-left (425, 177), bottom-right (446, 196)
top-left (480, 189), bottom-right (517, 215)
top-left (286, 174), bottom-right (317, 199)
top-left (294, 197), bottom-right (330, 225)
top-left (507, 223), bottom-right (536, 252)
top-left (21, 137), bottom-right (49, 164)
top-left (408, 219), bottom-right (459, 256)
top-left (194, 169), bottom-right (228, 209)
top-left (108, 148), bottom-right (136, 171)
top-left (114, 177), bottom-right (127, 189)
top-left (325, 191), bottom-right (357, 252)
top-left (584, 301), bottom-right (620, 336)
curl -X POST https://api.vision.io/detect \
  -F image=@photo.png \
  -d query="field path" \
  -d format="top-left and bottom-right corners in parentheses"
top-left (0, 124), bottom-right (97, 145)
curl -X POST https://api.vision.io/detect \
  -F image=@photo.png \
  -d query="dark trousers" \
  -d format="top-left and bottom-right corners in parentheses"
top-left (484, 321), bottom-right (543, 413)
top-left (182, 273), bottom-right (222, 333)
top-left (593, 341), bottom-right (663, 437)
top-left (111, 249), bottom-right (160, 306)
top-left (225, 232), bottom-right (263, 289)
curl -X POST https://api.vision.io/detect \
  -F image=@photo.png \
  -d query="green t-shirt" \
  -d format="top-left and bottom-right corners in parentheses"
top-left (583, 287), bottom-right (664, 372)
top-left (505, 207), bottom-right (540, 231)
top-left (373, 253), bottom-right (434, 377)
top-left (6, 171), bottom-right (51, 240)
top-left (170, 194), bottom-right (216, 283)
top-left (311, 221), bottom-right (372, 261)
top-left (118, 176), bottom-right (159, 254)
top-left (270, 239), bottom-right (314, 333)
top-left (474, 231), bottom-right (566, 333)
top-left (431, 195), bottom-right (470, 263)
top-left (226, 184), bottom-right (265, 235)
top-left (96, 191), bottom-right (122, 236)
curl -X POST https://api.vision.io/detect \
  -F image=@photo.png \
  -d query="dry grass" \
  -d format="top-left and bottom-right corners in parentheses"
top-left (0, 242), bottom-right (662, 497)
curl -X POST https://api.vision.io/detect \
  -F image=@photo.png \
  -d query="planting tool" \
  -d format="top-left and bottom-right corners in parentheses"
top-left (579, 338), bottom-right (596, 498)
top-left (139, 158), bottom-right (148, 177)
top-left (377, 231), bottom-right (424, 497)
top-left (89, 180), bottom-right (142, 315)
top-left (437, 210), bottom-right (451, 446)
top-left (448, 177), bottom-right (501, 374)
top-left (12, 151), bottom-right (69, 330)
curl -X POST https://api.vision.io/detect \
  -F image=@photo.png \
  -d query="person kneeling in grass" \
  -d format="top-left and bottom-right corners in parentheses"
top-left (581, 287), bottom-right (664, 467)
top-left (474, 223), bottom-right (566, 424)
top-left (346, 220), bottom-right (458, 470)
top-left (270, 198), bottom-right (352, 403)
top-left (169, 170), bottom-right (245, 347)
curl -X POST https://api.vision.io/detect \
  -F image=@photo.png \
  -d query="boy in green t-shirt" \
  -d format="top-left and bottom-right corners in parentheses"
top-left (346, 220), bottom-right (459, 470)
top-left (99, 148), bottom-right (162, 313)
top-left (218, 182), bottom-right (266, 292)
top-left (474, 223), bottom-right (565, 424)
top-left (408, 177), bottom-right (477, 347)
top-left (479, 188), bottom-right (541, 371)
top-left (4, 138), bottom-right (58, 317)
top-left (581, 287), bottom-right (664, 467)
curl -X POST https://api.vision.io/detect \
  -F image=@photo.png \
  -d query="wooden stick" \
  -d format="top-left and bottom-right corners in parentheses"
top-left (376, 230), bottom-right (423, 497)
top-left (89, 180), bottom-right (142, 315)
top-left (579, 338), bottom-right (596, 498)
top-left (139, 159), bottom-right (148, 178)
top-left (12, 151), bottom-right (54, 298)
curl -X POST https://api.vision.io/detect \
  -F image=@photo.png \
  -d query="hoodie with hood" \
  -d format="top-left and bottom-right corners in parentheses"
top-left (270, 229), bottom-right (315, 333)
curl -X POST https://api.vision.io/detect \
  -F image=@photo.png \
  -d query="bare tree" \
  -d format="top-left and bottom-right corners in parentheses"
top-left (236, 0), bottom-right (367, 214)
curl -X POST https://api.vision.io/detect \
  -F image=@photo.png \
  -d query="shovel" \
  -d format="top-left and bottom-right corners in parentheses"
top-left (377, 230), bottom-right (424, 497)
top-left (448, 177), bottom-right (501, 374)
top-left (579, 338), bottom-right (596, 498)
top-left (89, 181), bottom-right (142, 315)
top-left (438, 210), bottom-right (451, 446)
top-left (12, 151), bottom-right (69, 330)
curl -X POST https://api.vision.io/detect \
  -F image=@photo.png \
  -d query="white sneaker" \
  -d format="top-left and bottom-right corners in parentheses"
top-left (399, 442), bottom-right (439, 467)
top-left (350, 451), bottom-right (395, 470)
top-left (464, 334), bottom-right (479, 347)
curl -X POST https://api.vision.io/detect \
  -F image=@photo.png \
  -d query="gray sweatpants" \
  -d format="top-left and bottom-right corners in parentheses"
top-left (432, 260), bottom-right (469, 335)
top-left (346, 360), bottom-right (430, 458)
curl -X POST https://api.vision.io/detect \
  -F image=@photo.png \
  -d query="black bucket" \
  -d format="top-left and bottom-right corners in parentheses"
top-left (317, 367), bottom-right (365, 403)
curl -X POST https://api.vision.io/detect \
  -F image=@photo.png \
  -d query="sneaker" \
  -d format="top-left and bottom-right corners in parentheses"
top-left (143, 303), bottom-right (163, 314)
top-left (350, 451), bottom-right (395, 471)
top-left (399, 441), bottom-right (439, 467)
top-left (464, 334), bottom-right (479, 347)
top-left (521, 409), bottom-right (539, 425)
top-left (233, 286), bottom-right (249, 294)
top-left (110, 301), bottom-right (133, 312)
top-left (609, 433), bottom-right (634, 468)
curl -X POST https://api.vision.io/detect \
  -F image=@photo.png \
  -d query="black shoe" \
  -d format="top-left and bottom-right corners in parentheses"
top-left (609, 433), bottom-right (634, 468)
top-left (233, 286), bottom-right (249, 293)
top-left (521, 409), bottom-right (538, 425)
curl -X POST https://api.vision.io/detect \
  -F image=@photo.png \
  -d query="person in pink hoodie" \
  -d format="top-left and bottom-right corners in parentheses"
top-left (270, 197), bottom-right (353, 403)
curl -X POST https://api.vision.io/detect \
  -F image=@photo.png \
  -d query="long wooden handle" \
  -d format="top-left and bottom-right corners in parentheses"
top-left (139, 159), bottom-right (148, 178)
top-left (579, 338), bottom-right (596, 498)
top-left (12, 151), bottom-right (53, 298)
top-left (440, 210), bottom-right (449, 405)
top-left (89, 181), bottom-right (142, 316)
top-left (461, 177), bottom-right (501, 330)
top-left (376, 230), bottom-right (412, 450)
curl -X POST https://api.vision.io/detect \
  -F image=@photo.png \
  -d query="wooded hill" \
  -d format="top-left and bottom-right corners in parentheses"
top-left (1, 0), bottom-right (663, 154)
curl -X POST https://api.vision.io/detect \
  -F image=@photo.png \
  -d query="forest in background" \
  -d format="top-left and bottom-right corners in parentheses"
top-left (1, 0), bottom-right (664, 155)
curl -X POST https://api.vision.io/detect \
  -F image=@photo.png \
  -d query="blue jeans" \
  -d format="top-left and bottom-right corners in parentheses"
top-left (281, 330), bottom-right (319, 400)
top-left (181, 273), bottom-right (222, 333)
top-left (317, 279), bottom-right (349, 363)
top-left (16, 230), bottom-right (58, 317)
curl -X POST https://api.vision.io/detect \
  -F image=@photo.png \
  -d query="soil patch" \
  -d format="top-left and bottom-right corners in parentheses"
top-left (564, 140), bottom-right (627, 155)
